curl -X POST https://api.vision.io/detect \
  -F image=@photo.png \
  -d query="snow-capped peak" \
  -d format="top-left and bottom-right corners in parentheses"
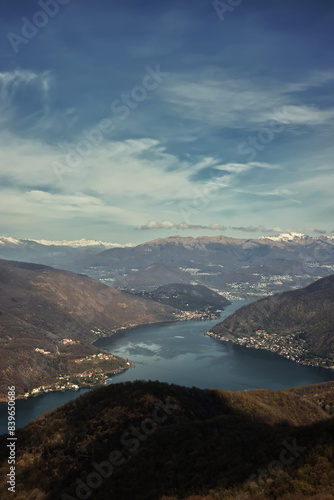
top-left (0, 236), bottom-right (134, 249)
top-left (0, 236), bottom-right (24, 246)
top-left (31, 238), bottom-right (133, 248)
top-left (260, 232), bottom-right (307, 242)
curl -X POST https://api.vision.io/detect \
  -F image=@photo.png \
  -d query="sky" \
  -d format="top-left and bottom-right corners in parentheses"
top-left (0, 0), bottom-right (333, 244)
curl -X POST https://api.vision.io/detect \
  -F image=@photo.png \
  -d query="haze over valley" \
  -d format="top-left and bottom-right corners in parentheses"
top-left (1, 233), bottom-right (334, 300)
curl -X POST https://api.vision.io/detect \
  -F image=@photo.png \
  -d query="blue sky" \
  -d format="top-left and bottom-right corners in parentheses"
top-left (0, 0), bottom-right (333, 244)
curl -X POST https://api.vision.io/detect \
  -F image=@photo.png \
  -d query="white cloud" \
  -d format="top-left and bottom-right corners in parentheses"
top-left (0, 62), bottom-right (333, 240)
top-left (0, 187), bottom-right (143, 233)
top-left (268, 105), bottom-right (334, 126)
top-left (0, 133), bottom-right (211, 201)
top-left (0, 69), bottom-right (52, 124)
top-left (141, 220), bottom-right (175, 229)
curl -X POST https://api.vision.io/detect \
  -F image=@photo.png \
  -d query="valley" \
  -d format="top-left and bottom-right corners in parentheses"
top-left (1, 235), bottom-right (334, 401)
top-left (2, 301), bottom-right (333, 435)
top-left (0, 259), bottom-right (230, 400)
top-left (0, 236), bottom-right (334, 499)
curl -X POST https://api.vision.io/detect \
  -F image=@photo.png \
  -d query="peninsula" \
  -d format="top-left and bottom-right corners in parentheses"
top-left (208, 274), bottom-right (334, 369)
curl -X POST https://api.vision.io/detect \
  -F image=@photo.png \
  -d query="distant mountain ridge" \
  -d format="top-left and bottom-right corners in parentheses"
top-left (0, 236), bottom-right (131, 248)
top-left (0, 236), bottom-right (131, 273)
top-left (210, 274), bottom-right (334, 368)
top-left (80, 233), bottom-right (334, 298)
top-left (1, 233), bottom-right (334, 298)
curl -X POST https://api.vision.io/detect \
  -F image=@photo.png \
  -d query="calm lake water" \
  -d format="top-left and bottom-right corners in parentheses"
top-left (1, 300), bottom-right (333, 434)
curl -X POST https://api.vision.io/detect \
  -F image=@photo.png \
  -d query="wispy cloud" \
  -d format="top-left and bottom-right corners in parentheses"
top-left (0, 69), bottom-right (51, 92)
top-left (0, 69), bottom-right (53, 135)
top-left (140, 221), bottom-right (281, 233)
top-left (305, 227), bottom-right (327, 235)
top-left (176, 222), bottom-right (227, 231)
top-left (266, 105), bottom-right (334, 126)
top-left (231, 225), bottom-right (281, 233)
top-left (161, 70), bottom-right (334, 130)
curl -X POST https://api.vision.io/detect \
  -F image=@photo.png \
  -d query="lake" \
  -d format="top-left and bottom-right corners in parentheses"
top-left (1, 300), bottom-right (333, 434)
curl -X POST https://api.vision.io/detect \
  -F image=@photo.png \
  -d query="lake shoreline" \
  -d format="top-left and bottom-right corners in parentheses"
top-left (2, 299), bottom-right (333, 434)
top-left (204, 331), bottom-right (334, 371)
top-left (0, 366), bottom-right (133, 403)
top-left (0, 314), bottom-right (221, 403)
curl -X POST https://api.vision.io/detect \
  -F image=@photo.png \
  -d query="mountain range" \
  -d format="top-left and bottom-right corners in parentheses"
top-left (1, 233), bottom-right (334, 298)
top-left (0, 236), bottom-right (127, 271)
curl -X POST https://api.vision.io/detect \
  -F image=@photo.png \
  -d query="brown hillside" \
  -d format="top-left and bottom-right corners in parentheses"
top-left (0, 260), bottom-right (178, 397)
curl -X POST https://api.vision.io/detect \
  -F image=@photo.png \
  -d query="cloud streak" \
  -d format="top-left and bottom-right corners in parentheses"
top-left (160, 71), bottom-right (334, 131)
top-left (140, 221), bottom-right (282, 233)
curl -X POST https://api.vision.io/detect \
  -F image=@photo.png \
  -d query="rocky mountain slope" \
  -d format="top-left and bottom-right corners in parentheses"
top-left (0, 379), bottom-right (333, 499)
top-left (138, 283), bottom-right (230, 312)
top-left (0, 260), bottom-right (179, 398)
top-left (210, 274), bottom-right (334, 368)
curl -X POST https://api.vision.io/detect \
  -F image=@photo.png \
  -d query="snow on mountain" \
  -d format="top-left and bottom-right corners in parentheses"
top-left (260, 232), bottom-right (311, 242)
top-left (0, 236), bottom-right (24, 246)
top-left (31, 238), bottom-right (134, 248)
top-left (260, 232), bottom-right (334, 242)
top-left (0, 236), bottom-right (133, 249)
